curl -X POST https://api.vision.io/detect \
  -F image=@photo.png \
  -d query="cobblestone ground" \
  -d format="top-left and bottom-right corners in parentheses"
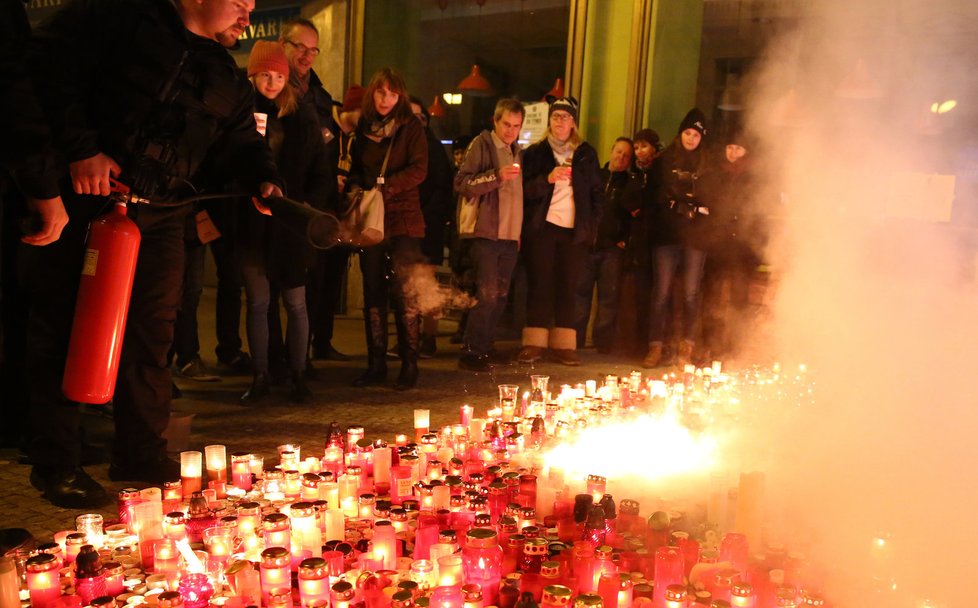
top-left (0, 302), bottom-right (669, 543)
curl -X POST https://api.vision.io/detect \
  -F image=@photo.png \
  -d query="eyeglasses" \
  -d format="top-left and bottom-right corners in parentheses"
top-left (550, 112), bottom-right (574, 122)
top-left (284, 40), bottom-right (320, 57)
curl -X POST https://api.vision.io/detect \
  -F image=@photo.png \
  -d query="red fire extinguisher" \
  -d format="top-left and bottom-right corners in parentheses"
top-left (62, 187), bottom-right (142, 404)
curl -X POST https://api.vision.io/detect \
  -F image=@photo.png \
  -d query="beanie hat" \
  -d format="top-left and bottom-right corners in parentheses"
top-left (678, 108), bottom-right (707, 137)
top-left (549, 96), bottom-right (579, 123)
top-left (248, 40), bottom-right (290, 78)
top-left (632, 128), bottom-right (661, 151)
top-left (342, 85), bottom-right (365, 113)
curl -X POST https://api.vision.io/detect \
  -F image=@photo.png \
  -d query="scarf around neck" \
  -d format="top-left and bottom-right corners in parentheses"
top-left (547, 132), bottom-right (578, 159)
top-left (365, 114), bottom-right (398, 141)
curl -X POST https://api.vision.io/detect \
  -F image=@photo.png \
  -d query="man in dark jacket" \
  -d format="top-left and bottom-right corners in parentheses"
top-left (22, 0), bottom-right (282, 508)
top-left (280, 18), bottom-right (349, 363)
top-left (454, 99), bottom-right (525, 371)
top-left (574, 137), bottom-right (633, 353)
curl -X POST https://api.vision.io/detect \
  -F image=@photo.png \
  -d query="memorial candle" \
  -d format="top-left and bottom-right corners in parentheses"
top-left (324, 509), bottom-right (344, 542)
top-left (663, 585), bottom-right (687, 608)
top-left (262, 513), bottom-right (291, 553)
top-left (291, 502), bottom-right (323, 558)
top-left (414, 409), bottom-right (430, 443)
top-left (181, 451), bottom-right (203, 496)
top-left (372, 520), bottom-right (397, 570)
top-left (373, 446), bottom-right (392, 494)
top-left (259, 548), bottom-right (291, 605)
top-left (330, 581), bottom-right (355, 608)
top-left (298, 557), bottom-right (330, 607)
top-left (64, 532), bottom-right (87, 564)
top-left (26, 553), bottom-right (61, 608)
top-left (152, 539), bottom-right (179, 574)
top-left (231, 453), bottom-right (253, 491)
top-left (431, 585), bottom-right (464, 608)
top-left (462, 528), bottom-right (502, 606)
top-left (204, 445), bottom-right (227, 484)
top-left (652, 547), bottom-right (684, 608)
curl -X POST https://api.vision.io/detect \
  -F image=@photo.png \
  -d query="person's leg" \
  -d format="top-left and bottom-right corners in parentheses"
top-left (172, 239), bottom-right (210, 377)
top-left (645, 245), bottom-right (681, 367)
top-left (519, 225), bottom-right (557, 361)
top-left (389, 236), bottom-right (423, 390)
top-left (310, 247), bottom-right (350, 360)
top-left (488, 240), bottom-right (519, 354)
top-left (282, 285), bottom-right (313, 402)
top-left (592, 248), bottom-right (624, 352)
top-left (354, 244), bottom-right (390, 386)
top-left (239, 262), bottom-right (272, 404)
top-left (19, 198), bottom-right (106, 507)
top-left (550, 230), bottom-right (587, 365)
top-left (209, 236), bottom-right (248, 368)
top-left (679, 247), bottom-right (707, 362)
top-left (463, 239), bottom-right (499, 358)
top-left (573, 251), bottom-right (598, 348)
top-left (110, 209), bottom-right (185, 481)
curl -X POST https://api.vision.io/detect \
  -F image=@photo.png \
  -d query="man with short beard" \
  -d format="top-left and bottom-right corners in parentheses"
top-left (22, 0), bottom-right (282, 508)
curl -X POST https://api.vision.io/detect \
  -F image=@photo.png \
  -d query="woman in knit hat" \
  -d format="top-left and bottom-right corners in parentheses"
top-left (642, 108), bottom-right (713, 368)
top-left (517, 96), bottom-right (604, 365)
top-left (238, 40), bottom-right (335, 405)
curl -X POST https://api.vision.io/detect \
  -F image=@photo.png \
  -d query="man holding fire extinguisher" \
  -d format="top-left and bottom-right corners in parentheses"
top-left (20, 0), bottom-right (283, 508)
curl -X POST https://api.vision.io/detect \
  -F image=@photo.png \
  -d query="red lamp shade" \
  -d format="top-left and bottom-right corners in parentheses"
top-left (458, 65), bottom-right (492, 96)
top-left (428, 95), bottom-right (446, 118)
top-left (543, 77), bottom-right (565, 100)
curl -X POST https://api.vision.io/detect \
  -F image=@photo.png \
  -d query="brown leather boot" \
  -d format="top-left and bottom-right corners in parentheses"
top-left (677, 340), bottom-right (694, 366)
top-left (642, 342), bottom-right (663, 368)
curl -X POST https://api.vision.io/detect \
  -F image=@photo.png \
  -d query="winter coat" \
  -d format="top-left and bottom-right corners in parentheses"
top-left (521, 138), bottom-right (603, 245)
top-left (651, 143), bottom-right (712, 249)
top-left (237, 94), bottom-right (334, 288)
top-left (2, 0), bottom-right (59, 198)
top-left (419, 125), bottom-right (455, 263)
top-left (595, 166), bottom-right (632, 250)
top-left (454, 129), bottom-right (523, 241)
top-left (27, 0), bottom-right (280, 201)
top-left (697, 155), bottom-right (764, 268)
top-left (349, 116), bottom-right (428, 239)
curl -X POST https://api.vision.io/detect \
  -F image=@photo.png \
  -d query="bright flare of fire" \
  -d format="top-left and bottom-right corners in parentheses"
top-left (541, 412), bottom-right (718, 482)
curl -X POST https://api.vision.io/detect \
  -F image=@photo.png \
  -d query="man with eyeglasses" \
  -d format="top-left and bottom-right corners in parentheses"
top-left (279, 18), bottom-right (349, 363)
top-left (20, 0), bottom-right (282, 508)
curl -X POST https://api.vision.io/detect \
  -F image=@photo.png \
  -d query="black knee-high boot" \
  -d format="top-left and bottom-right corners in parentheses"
top-left (353, 307), bottom-right (388, 387)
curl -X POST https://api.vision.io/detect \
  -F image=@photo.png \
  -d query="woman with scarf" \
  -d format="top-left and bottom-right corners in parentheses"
top-left (239, 41), bottom-right (333, 404)
top-left (347, 68), bottom-right (428, 390)
top-left (517, 97), bottom-right (603, 366)
top-left (642, 108), bottom-right (713, 368)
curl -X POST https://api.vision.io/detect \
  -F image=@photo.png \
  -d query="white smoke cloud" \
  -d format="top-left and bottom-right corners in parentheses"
top-left (731, 0), bottom-right (978, 604)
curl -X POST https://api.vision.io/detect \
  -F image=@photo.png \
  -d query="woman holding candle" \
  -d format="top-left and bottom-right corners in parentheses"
top-left (517, 97), bottom-right (603, 366)
top-left (238, 40), bottom-right (335, 405)
top-left (347, 67), bottom-right (428, 390)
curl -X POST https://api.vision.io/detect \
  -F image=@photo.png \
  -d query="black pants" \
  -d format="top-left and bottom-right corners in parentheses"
top-left (523, 222), bottom-right (587, 329)
top-left (171, 235), bottom-right (244, 364)
top-left (307, 246), bottom-right (349, 352)
top-left (20, 196), bottom-right (185, 468)
top-left (359, 235), bottom-right (423, 313)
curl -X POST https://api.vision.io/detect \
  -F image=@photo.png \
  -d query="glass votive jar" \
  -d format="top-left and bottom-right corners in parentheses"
top-left (152, 540), bottom-right (179, 574)
top-left (392, 590), bottom-right (415, 608)
top-left (177, 573), bottom-right (213, 608)
top-left (65, 532), bottom-right (88, 564)
top-left (162, 513), bottom-right (186, 542)
top-left (330, 581), bottom-right (355, 608)
top-left (259, 548), bottom-right (290, 605)
top-left (157, 591), bottom-right (183, 608)
top-left (76, 514), bottom-right (105, 549)
top-left (261, 513), bottom-right (291, 553)
top-left (202, 526), bottom-right (234, 566)
top-left (204, 445), bottom-right (227, 484)
top-left (26, 553), bottom-right (61, 608)
top-left (267, 588), bottom-right (291, 608)
top-left (436, 554), bottom-right (463, 587)
top-left (298, 558), bottom-right (329, 607)
top-left (181, 451), bottom-right (203, 496)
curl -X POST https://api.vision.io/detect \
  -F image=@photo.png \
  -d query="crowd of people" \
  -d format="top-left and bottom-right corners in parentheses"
top-left (0, 0), bottom-right (771, 510)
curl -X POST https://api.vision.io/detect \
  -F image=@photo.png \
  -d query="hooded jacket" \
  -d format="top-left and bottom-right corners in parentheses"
top-left (454, 129), bottom-right (523, 241)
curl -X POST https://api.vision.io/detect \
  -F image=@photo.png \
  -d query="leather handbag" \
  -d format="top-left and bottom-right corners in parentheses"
top-left (340, 133), bottom-right (395, 247)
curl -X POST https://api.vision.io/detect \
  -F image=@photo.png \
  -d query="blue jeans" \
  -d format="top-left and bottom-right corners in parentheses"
top-left (464, 238), bottom-right (519, 356)
top-left (241, 264), bottom-right (308, 374)
top-left (574, 248), bottom-right (624, 349)
top-left (648, 245), bottom-right (706, 344)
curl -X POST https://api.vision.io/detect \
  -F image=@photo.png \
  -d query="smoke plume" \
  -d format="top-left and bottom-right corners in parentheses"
top-left (731, 0), bottom-right (978, 604)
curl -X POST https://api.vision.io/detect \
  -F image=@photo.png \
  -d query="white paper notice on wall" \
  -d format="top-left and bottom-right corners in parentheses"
top-left (884, 172), bottom-right (956, 222)
top-left (520, 102), bottom-right (549, 148)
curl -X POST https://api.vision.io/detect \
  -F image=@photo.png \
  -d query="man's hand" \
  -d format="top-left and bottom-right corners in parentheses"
top-left (547, 166), bottom-right (572, 184)
top-left (69, 153), bottom-right (121, 196)
top-left (499, 164), bottom-right (521, 181)
top-left (21, 196), bottom-right (69, 246)
top-left (252, 182), bottom-right (284, 216)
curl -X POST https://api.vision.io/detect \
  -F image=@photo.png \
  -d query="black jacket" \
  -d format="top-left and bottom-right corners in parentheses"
top-left (595, 166), bottom-right (631, 250)
top-left (1, 0), bottom-right (59, 198)
top-left (28, 0), bottom-right (280, 201)
top-left (521, 139), bottom-right (603, 245)
top-left (237, 95), bottom-right (334, 288)
top-left (649, 143), bottom-right (711, 249)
